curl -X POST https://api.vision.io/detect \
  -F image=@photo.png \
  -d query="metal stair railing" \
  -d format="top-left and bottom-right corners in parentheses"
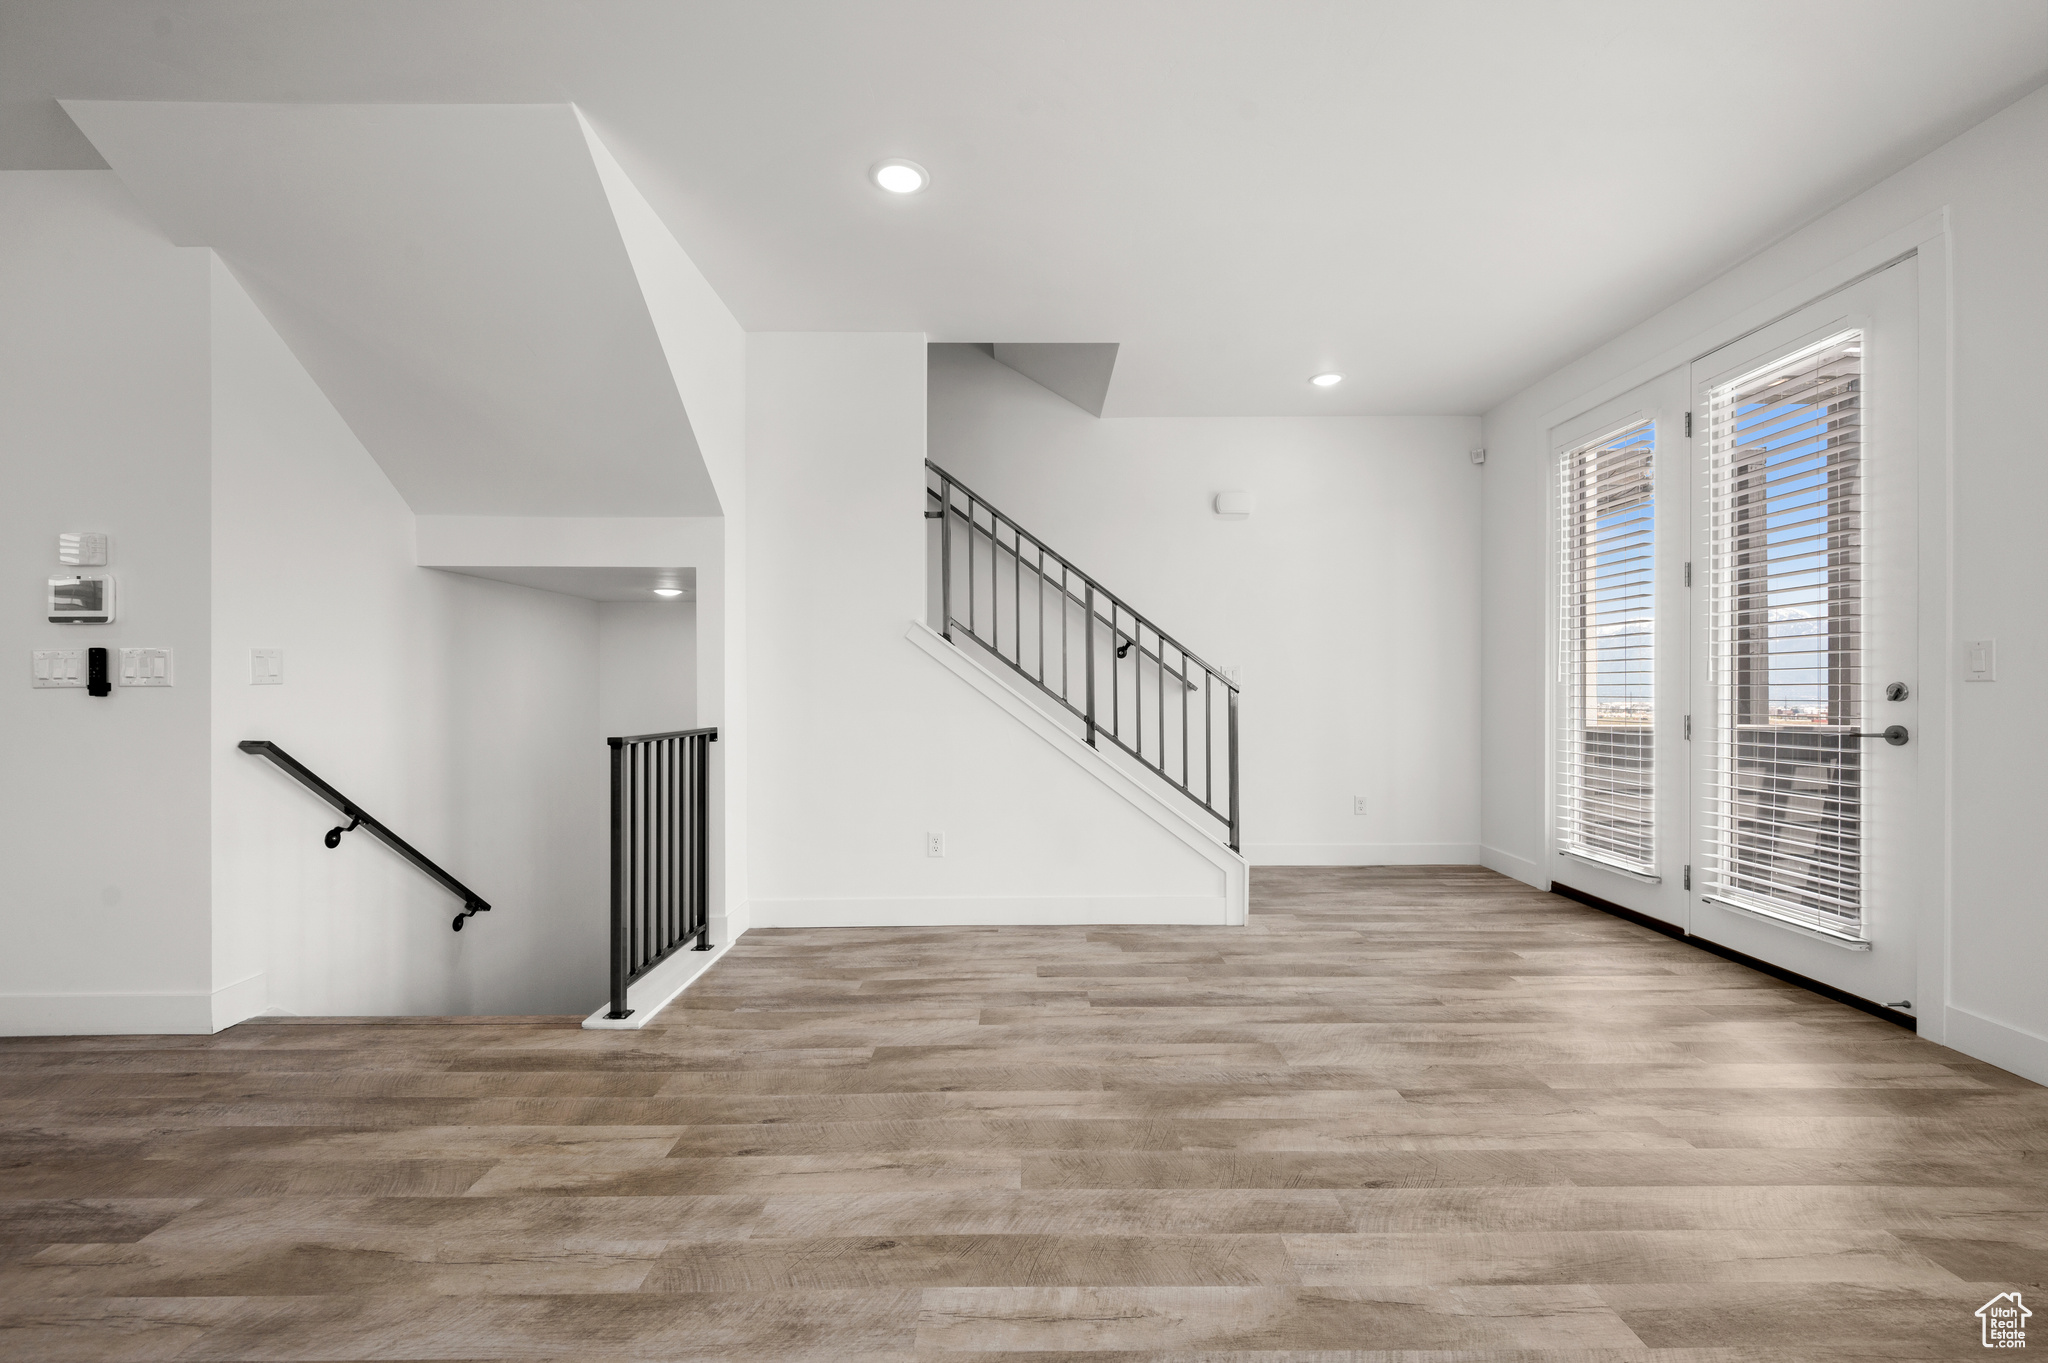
top-left (926, 460), bottom-right (1240, 850)
top-left (606, 726), bottom-right (717, 1020)
top-left (238, 740), bottom-right (491, 932)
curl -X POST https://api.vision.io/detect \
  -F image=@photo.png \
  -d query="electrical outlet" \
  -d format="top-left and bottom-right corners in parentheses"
top-left (926, 830), bottom-right (945, 858)
top-left (119, 647), bottom-right (173, 687)
top-left (1352, 795), bottom-right (1368, 816)
top-left (31, 649), bottom-right (86, 688)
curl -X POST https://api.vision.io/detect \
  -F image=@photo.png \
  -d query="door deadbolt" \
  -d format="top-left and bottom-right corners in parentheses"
top-left (1885, 682), bottom-right (1910, 702)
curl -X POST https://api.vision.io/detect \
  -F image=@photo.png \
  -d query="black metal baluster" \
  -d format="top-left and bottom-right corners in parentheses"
top-left (650, 739), bottom-right (661, 961)
top-left (625, 743), bottom-right (636, 975)
top-left (686, 735), bottom-right (698, 947)
top-left (608, 740), bottom-right (630, 1018)
top-left (1228, 687), bottom-right (1241, 853)
top-left (1204, 669), bottom-right (1214, 811)
top-left (1084, 582), bottom-right (1096, 747)
top-left (939, 474), bottom-right (953, 640)
top-left (1036, 543), bottom-right (1046, 684)
top-left (1156, 624), bottom-right (1165, 775)
top-left (634, 749), bottom-right (643, 970)
top-left (694, 732), bottom-right (712, 948)
top-left (1111, 602), bottom-right (1120, 746)
top-left (642, 741), bottom-right (652, 964)
top-left (663, 738), bottom-right (675, 955)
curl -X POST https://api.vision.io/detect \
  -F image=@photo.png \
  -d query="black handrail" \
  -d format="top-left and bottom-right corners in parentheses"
top-left (608, 726), bottom-right (717, 1020)
top-left (925, 487), bottom-right (1197, 691)
top-left (926, 460), bottom-right (1241, 851)
top-left (237, 740), bottom-right (491, 931)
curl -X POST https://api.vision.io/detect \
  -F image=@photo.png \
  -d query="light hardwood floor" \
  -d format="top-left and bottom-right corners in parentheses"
top-left (2, 866), bottom-right (2042, 1360)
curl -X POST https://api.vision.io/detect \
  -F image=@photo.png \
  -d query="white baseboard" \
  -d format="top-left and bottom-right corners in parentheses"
top-left (582, 931), bottom-right (742, 1031)
top-left (1246, 843), bottom-right (1481, 867)
top-left (0, 970), bottom-right (269, 1037)
top-left (751, 895), bottom-right (1231, 928)
top-left (1480, 844), bottom-right (1546, 888)
top-left (712, 899), bottom-right (750, 942)
top-left (209, 971), bottom-right (267, 1031)
top-left (1943, 1004), bottom-right (2048, 1087)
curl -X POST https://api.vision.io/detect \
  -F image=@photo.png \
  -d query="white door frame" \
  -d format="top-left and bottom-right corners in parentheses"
top-left (1533, 209), bottom-right (1952, 1038)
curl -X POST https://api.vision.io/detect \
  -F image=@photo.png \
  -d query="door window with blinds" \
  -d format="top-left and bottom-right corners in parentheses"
top-left (1699, 331), bottom-right (1866, 939)
top-left (1557, 420), bottom-right (1657, 874)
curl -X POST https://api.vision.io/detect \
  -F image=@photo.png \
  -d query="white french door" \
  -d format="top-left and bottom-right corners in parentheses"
top-left (1550, 368), bottom-right (1691, 929)
top-left (1687, 258), bottom-right (1919, 1007)
top-left (1552, 258), bottom-right (1922, 1009)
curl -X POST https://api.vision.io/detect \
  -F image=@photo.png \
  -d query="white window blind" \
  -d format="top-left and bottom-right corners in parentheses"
top-left (1557, 420), bottom-right (1656, 873)
top-left (1701, 330), bottom-right (1865, 939)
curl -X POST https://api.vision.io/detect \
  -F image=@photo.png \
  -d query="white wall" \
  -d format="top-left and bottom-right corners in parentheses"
top-left (1480, 86), bottom-right (2048, 1081)
top-left (598, 600), bottom-right (696, 738)
top-left (0, 172), bottom-right (215, 1034)
top-left (928, 345), bottom-right (1484, 864)
top-left (748, 333), bottom-right (1232, 924)
top-left (211, 260), bottom-right (608, 1019)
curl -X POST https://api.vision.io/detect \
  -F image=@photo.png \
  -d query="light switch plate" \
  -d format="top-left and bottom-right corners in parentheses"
top-left (1965, 638), bottom-right (1996, 682)
top-left (32, 649), bottom-right (86, 688)
top-left (119, 647), bottom-right (173, 687)
top-left (251, 648), bottom-right (283, 685)
top-left (58, 532), bottom-right (108, 566)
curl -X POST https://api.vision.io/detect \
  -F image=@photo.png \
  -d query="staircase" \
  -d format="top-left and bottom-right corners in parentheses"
top-left (925, 460), bottom-right (1241, 851)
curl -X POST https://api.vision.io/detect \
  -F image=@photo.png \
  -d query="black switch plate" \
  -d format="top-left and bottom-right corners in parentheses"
top-left (87, 646), bottom-right (110, 697)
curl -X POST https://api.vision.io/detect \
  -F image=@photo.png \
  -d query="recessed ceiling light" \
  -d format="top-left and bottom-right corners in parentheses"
top-left (870, 159), bottom-right (930, 194)
top-left (652, 587), bottom-right (683, 597)
top-left (1309, 372), bottom-right (1344, 388)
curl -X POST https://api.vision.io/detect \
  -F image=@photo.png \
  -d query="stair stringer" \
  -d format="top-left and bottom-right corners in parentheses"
top-left (906, 621), bottom-right (1248, 926)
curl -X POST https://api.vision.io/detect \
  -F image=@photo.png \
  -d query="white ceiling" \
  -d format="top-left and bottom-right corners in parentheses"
top-left (7, 1), bottom-right (2047, 416)
top-left (65, 100), bottom-right (721, 517)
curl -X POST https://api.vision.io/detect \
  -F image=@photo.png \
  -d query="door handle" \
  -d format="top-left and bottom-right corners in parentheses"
top-left (1847, 725), bottom-right (1909, 746)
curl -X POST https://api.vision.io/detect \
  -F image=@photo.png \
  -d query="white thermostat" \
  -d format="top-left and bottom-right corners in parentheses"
top-left (48, 575), bottom-right (115, 624)
top-left (58, 532), bottom-right (109, 566)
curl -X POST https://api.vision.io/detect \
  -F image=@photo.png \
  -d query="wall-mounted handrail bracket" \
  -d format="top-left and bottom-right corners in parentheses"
top-left (238, 740), bottom-right (492, 933)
